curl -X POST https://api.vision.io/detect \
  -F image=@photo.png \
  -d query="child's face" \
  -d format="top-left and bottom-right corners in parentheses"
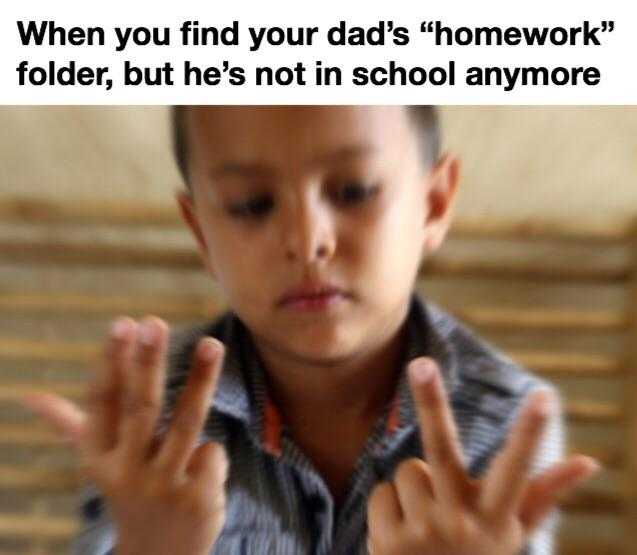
top-left (178, 106), bottom-right (458, 364)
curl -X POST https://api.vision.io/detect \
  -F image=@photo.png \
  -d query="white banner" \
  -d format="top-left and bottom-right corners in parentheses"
top-left (1, 0), bottom-right (635, 104)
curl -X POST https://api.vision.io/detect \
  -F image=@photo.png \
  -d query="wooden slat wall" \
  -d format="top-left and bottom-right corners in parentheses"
top-left (0, 197), bottom-right (635, 554)
top-left (625, 223), bottom-right (637, 554)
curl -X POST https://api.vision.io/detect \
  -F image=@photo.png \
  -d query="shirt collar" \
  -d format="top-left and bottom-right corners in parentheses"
top-left (206, 292), bottom-right (460, 456)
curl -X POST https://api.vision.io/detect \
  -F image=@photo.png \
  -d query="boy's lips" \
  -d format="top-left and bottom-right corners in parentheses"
top-left (277, 283), bottom-right (350, 307)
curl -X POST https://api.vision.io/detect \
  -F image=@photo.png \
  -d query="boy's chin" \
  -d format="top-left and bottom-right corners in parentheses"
top-left (278, 331), bottom-right (369, 366)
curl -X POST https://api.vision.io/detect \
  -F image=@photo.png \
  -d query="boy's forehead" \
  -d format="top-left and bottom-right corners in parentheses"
top-left (187, 106), bottom-right (416, 167)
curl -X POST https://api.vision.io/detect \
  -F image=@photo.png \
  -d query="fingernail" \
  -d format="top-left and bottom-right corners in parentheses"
top-left (409, 359), bottom-right (436, 385)
top-left (580, 455), bottom-right (602, 474)
top-left (200, 337), bottom-right (221, 362)
top-left (111, 317), bottom-right (132, 340)
top-left (139, 320), bottom-right (159, 346)
top-left (533, 389), bottom-right (555, 418)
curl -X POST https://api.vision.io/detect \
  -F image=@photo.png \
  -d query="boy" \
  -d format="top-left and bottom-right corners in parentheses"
top-left (23, 106), bottom-right (598, 554)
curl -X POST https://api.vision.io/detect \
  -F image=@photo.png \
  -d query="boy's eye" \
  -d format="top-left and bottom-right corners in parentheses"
top-left (227, 195), bottom-right (273, 219)
top-left (332, 182), bottom-right (380, 205)
top-left (225, 182), bottom-right (379, 220)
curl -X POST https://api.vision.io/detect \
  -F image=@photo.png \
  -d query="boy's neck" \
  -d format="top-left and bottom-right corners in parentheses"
top-left (252, 299), bottom-right (411, 430)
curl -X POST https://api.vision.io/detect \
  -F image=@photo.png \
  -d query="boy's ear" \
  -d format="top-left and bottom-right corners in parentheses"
top-left (422, 153), bottom-right (460, 253)
top-left (175, 189), bottom-right (218, 279)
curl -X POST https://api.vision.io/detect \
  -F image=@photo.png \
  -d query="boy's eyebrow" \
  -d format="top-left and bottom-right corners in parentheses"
top-left (310, 143), bottom-right (378, 166)
top-left (209, 143), bottom-right (378, 181)
top-left (210, 162), bottom-right (274, 180)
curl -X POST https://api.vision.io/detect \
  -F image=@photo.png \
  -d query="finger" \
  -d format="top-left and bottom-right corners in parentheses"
top-left (408, 357), bottom-right (466, 510)
top-left (119, 316), bottom-right (169, 461)
top-left (367, 481), bottom-right (403, 543)
top-left (21, 392), bottom-right (86, 446)
top-left (393, 458), bottom-right (434, 525)
top-left (520, 455), bottom-right (600, 532)
top-left (156, 337), bottom-right (224, 477)
top-left (480, 389), bottom-right (553, 518)
top-left (85, 317), bottom-right (137, 453)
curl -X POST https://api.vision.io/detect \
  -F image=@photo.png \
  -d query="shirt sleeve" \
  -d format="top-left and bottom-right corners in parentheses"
top-left (522, 385), bottom-right (565, 555)
top-left (70, 484), bottom-right (117, 555)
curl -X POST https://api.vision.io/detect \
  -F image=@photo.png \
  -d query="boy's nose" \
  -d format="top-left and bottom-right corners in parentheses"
top-left (281, 195), bottom-right (336, 265)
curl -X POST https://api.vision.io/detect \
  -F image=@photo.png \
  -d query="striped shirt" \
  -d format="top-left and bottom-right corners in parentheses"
top-left (73, 292), bottom-right (562, 554)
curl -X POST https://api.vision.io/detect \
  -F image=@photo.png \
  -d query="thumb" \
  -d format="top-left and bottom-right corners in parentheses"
top-left (187, 441), bottom-right (229, 485)
top-left (21, 392), bottom-right (87, 446)
top-left (520, 455), bottom-right (600, 533)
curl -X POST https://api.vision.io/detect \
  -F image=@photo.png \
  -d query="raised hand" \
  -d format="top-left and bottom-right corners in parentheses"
top-left (366, 357), bottom-right (599, 555)
top-left (22, 316), bottom-right (228, 555)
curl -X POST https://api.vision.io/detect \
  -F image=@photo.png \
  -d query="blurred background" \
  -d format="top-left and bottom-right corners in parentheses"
top-left (0, 106), bottom-right (635, 554)
top-left (1, 106), bottom-right (636, 229)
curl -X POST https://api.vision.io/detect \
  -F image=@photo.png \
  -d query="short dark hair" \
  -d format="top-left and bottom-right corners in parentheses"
top-left (171, 106), bottom-right (440, 189)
